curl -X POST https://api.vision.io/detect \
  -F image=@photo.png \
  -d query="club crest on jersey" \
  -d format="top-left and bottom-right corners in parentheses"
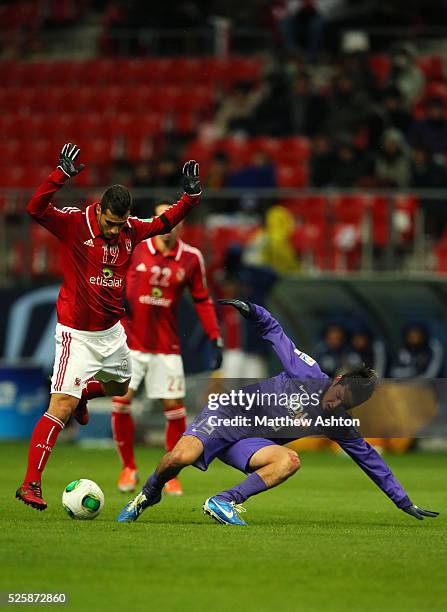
top-left (176, 268), bottom-right (185, 281)
top-left (152, 287), bottom-right (163, 297)
top-left (74, 377), bottom-right (81, 387)
top-left (125, 238), bottom-right (132, 254)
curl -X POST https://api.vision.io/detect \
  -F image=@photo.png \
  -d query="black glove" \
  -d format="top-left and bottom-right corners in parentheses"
top-left (218, 299), bottom-right (251, 319)
top-left (57, 143), bottom-right (85, 177)
top-left (182, 160), bottom-right (201, 196)
top-left (210, 337), bottom-right (223, 370)
top-left (402, 504), bottom-right (439, 521)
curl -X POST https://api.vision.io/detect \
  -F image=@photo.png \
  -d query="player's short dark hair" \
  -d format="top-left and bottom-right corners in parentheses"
top-left (101, 185), bottom-right (132, 217)
top-left (338, 365), bottom-right (378, 408)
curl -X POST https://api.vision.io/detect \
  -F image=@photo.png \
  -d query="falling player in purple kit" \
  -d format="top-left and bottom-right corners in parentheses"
top-left (118, 300), bottom-right (439, 525)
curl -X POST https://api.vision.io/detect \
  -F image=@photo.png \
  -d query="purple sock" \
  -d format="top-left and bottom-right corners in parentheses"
top-left (142, 471), bottom-right (164, 504)
top-left (216, 472), bottom-right (268, 504)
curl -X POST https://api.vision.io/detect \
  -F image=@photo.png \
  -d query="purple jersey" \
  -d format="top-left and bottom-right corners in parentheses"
top-left (186, 303), bottom-right (412, 509)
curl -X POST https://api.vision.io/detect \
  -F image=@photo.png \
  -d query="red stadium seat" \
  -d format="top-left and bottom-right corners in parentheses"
top-left (51, 113), bottom-right (78, 139)
top-left (217, 137), bottom-right (252, 166)
top-left (30, 224), bottom-right (63, 277)
top-left (434, 242), bottom-right (447, 273)
top-left (119, 59), bottom-right (153, 83)
top-left (369, 55), bottom-right (391, 85)
top-left (83, 138), bottom-right (113, 164)
top-left (82, 58), bottom-right (117, 85)
top-left (331, 193), bottom-right (368, 225)
top-left (0, 166), bottom-right (27, 188)
top-left (29, 114), bottom-right (52, 139)
top-left (221, 57), bottom-right (264, 86)
top-left (251, 137), bottom-right (283, 158)
top-left (21, 139), bottom-right (54, 166)
top-left (368, 195), bottom-right (390, 247)
top-left (417, 55), bottom-right (445, 81)
top-left (276, 163), bottom-right (308, 188)
top-left (169, 58), bottom-right (207, 83)
top-left (18, 62), bottom-right (52, 86)
top-left (287, 195), bottom-right (327, 224)
top-left (279, 137), bottom-right (311, 163)
top-left (92, 85), bottom-right (127, 113)
top-left (183, 139), bottom-right (218, 164)
top-left (119, 85), bottom-right (154, 113)
top-left (174, 111), bottom-right (198, 134)
top-left (0, 60), bottom-right (20, 87)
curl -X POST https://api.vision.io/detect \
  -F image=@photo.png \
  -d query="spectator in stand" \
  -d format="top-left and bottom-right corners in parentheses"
top-left (345, 327), bottom-right (386, 378)
top-left (213, 81), bottom-right (263, 137)
top-left (294, 0), bottom-right (325, 63)
top-left (153, 155), bottom-right (180, 188)
top-left (409, 97), bottom-right (447, 155)
top-left (130, 160), bottom-right (156, 217)
top-left (218, 244), bottom-right (278, 379)
top-left (340, 51), bottom-right (377, 99)
top-left (309, 133), bottom-right (334, 187)
top-left (331, 138), bottom-right (368, 187)
top-left (389, 43), bottom-right (425, 109)
top-left (326, 71), bottom-right (371, 139)
top-left (411, 144), bottom-right (447, 239)
top-left (375, 128), bottom-right (411, 188)
top-left (290, 70), bottom-right (327, 137)
top-left (252, 72), bottom-right (293, 137)
top-left (368, 86), bottom-right (413, 149)
top-left (314, 323), bottom-right (350, 377)
top-left (226, 152), bottom-right (277, 189)
top-left (389, 323), bottom-right (444, 379)
top-left (205, 151), bottom-right (230, 189)
top-left (411, 143), bottom-right (447, 189)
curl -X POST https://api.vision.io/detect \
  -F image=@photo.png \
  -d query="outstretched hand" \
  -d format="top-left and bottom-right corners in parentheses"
top-left (57, 143), bottom-right (85, 177)
top-left (218, 299), bottom-right (251, 319)
top-left (182, 160), bottom-right (201, 196)
top-left (402, 504), bottom-right (439, 520)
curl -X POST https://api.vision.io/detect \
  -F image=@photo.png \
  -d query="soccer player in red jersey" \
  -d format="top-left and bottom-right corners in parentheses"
top-left (16, 143), bottom-right (202, 510)
top-left (112, 201), bottom-right (223, 494)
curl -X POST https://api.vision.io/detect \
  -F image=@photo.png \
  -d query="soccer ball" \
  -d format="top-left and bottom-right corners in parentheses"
top-left (62, 479), bottom-right (104, 520)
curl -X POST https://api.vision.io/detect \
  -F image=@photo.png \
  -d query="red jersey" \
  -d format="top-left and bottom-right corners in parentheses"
top-left (27, 168), bottom-right (200, 331)
top-left (123, 237), bottom-right (220, 354)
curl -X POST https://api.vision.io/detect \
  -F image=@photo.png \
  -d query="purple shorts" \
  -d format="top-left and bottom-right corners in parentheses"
top-left (184, 425), bottom-right (276, 473)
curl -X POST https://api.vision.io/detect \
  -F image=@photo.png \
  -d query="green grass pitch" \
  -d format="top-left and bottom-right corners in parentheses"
top-left (0, 442), bottom-right (446, 612)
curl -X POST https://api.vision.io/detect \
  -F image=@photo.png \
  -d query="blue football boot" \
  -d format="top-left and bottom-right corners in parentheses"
top-left (203, 496), bottom-right (247, 526)
top-left (117, 490), bottom-right (151, 522)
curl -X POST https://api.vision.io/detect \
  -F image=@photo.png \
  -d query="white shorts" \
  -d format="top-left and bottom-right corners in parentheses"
top-left (129, 351), bottom-right (185, 399)
top-left (222, 349), bottom-right (267, 379)
top-left (51, 322), bottom-right (132, 399)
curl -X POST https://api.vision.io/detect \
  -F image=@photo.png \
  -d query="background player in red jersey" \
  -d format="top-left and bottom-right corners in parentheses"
top-left (16, 144), bottom-right (202, 511)
top-left (112, 201), bottom-right (223, 494)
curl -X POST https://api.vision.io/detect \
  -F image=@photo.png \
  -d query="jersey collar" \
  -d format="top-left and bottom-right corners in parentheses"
top-left (85, 203), bottom-right (102, 238)
top-left (147, 238), bottom-right (183, 260)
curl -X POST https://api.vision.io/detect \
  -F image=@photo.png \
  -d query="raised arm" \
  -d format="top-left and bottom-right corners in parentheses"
top-left (218, 300), bottom-right (325, 379)
top-left (27, 143), bottom-right (84, 239)
top-left (335, 437), bottom-right (439, 520)
top-left (187, 245), bottom-right (222, 370)
top-left (131, 160), bottom-right (202, 243)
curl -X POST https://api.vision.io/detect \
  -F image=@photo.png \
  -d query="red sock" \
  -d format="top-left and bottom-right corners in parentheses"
top-left (24, 413), bottom-right (64, 483)
top-left (112, 399), bottom-right (136, 470)
top-left (165, 406), bottom-right (187, 451)
top-left (83, 380), bottom-right (106, 401)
